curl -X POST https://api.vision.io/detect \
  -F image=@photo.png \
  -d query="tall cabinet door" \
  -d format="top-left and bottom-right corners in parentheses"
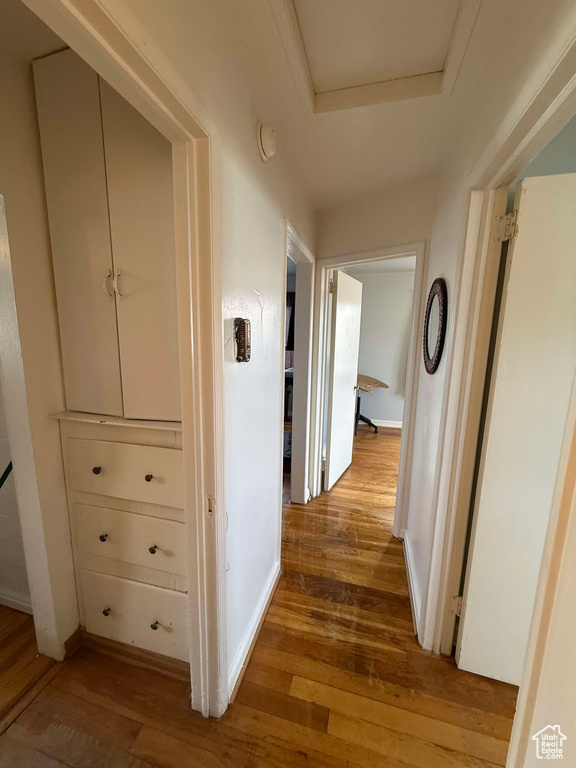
top-left (34, 50), bottom-right (123, 416)
top-left (100, 81), bottom-right (181, 421)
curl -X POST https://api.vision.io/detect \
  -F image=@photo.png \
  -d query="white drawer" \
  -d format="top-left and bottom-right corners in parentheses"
top-left (76, 504), bottom-right (186, 576)
top-left (80, 570), bottom-right (188, 661)
top-left (67, 438), bottom-right (183, 508)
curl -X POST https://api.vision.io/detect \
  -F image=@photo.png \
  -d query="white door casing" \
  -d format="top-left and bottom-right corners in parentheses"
top-left (457, 173), bottom-right (576, 684)
top-left (324, 270), bottom-right (363, 490)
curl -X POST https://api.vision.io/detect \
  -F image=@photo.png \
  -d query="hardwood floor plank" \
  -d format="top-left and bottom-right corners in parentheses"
top-left (0, 653), bottom-right (55, 719)
top-left (290, 676), bottom-right (510, 764)
top-left (235, 679), bottom-right (330, 732)
top-left (0, 428), bottom-right (517, 767)
top-left (328, 712), bottom-right (504, 768)
top-left (19, 686), bottom-right (144, 751)
top-left (251, 645), bottom-right (514, 741)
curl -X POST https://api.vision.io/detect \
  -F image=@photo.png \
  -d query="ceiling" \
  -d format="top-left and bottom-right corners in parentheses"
top-left (226, 0), bottom-right (490, 209)
top-left (293, 0), bottom-right (459, 94)
top-left (345, 256), bottom-right (416, 276)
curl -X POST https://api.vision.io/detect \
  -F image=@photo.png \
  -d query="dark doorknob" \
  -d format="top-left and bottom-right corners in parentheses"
top-left (148, 545), bottom-right (158, 554)
top-left (99, 533), bottom-right (109, 542)
top-left (150, 621), bottom-right (159, 630)
top-left (145, 474), bottom-right (153, 482)
top-left (92, 466), bottom-right (102, 475)
top-left (102, 608), bottom-right (111, 617)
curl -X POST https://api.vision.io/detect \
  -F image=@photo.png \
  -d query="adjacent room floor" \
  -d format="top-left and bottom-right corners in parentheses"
top-left (0, 427), bottom-right (518, 767)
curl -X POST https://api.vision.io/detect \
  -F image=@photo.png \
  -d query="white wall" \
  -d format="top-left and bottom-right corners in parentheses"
top-left (348, 271), bottom-right (415, 425)
top-left (0, 0), bottom-right (79, 655)
top-left (0, 378), bottom-right (30, 612)
top-left (93, 0), bottom-right (316, 688)
top-left (319, 176), bottom-right (438, 258)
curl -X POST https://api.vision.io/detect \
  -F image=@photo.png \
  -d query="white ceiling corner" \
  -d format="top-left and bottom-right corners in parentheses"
top-left (270, 0), bottom-right (482, 113)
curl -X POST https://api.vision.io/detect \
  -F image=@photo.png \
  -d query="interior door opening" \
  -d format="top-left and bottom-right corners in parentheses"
top-left (321, 256), bottom-right (417, 505)
top-left (456, 115), bottom-right (576, 686)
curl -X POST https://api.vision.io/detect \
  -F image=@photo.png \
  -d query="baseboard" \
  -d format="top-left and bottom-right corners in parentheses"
top-left (81, 631), bottom-right (190, 683)
top-left (64, 626), bottom-right (82, 658)
top-left (0, 593), bottom-right (33, 614)
top-left (372, 420), bottom-right (403, 429)
top-left (228, 562), bottom-right (282, 699)
top-left (403, 536), bottom-right (421, 636)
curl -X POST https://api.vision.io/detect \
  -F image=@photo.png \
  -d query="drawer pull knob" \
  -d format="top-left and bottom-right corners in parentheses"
top-left (92, 466), bottom-right (102, 475)
top-left (99, 533), bottom-right (109, 542)
top-left (102, 608), bottom-right (111, 617)
top-left (150, 621), bottom-right (159, 631)
top-left (145, 474), bottom-right (154, 482)
top-left (148, 545), bottom-right (159, 555)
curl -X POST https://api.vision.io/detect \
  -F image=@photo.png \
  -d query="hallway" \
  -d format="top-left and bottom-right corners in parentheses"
top-left (0, 427), bottom-right (518, 767)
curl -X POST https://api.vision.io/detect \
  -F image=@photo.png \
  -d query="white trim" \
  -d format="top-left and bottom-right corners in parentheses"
top-left (309, 242), bottom-right (427, 558)
top-left (227, 561), bottom-right (281, 696)
top-left (372, 420), bottom-right (403, 429)
top-left (0, 593), bottom-right (33, 615)
top-left (441, 0), bottom-right (482, 96)
top-left (285, 222), bottom-right (315, 506)
top-left (403, 537), bottom-right (421, 631)
top-left (269, 0), bottom-right (480, 113)
top-left (13, 0), bottom-right (226, 717)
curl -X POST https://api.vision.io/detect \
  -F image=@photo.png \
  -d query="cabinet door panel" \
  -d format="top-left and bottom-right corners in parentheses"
top-left (100, 80), bottom-right (181, 421)
top-left (33, 50), bottom-right (123, 416)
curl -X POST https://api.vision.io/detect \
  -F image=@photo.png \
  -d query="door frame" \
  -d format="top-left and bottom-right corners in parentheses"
top-left (426, 24), bottom-right (576, 659)
top-left (10, 0), bottom-right (226, 717)
top-left (309, 241), bottom-right (427, 539)
top-left (283, 221), bottom-right (315, 506)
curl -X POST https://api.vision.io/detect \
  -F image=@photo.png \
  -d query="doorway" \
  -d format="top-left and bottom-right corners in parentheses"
top-left (456, 118), bottom-right (576, 686)
top-left (310, 243), bottom-right (426, 535)
top-left (282, 223), bottom-right (314, 506)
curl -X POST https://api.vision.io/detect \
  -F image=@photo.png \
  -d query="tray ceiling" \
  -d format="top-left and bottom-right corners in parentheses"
top-left (272, 0), bottom-right (481, 112)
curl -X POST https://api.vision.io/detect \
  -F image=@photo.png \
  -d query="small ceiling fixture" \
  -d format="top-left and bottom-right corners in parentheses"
top-left (257, 123), bottom-right (277, 161)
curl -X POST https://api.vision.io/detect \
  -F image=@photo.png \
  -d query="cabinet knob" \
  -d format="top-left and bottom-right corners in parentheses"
top-left (92, 466), bottom-right (102, 475)
top-left (145, 474), bottom-right (153, 482)
top-left (102, 608), bottom-right (111, 617)
top-left (148, 545), bottom-right (158, 555)
top-left (99, 533), bottom-right (109, 542)
top-left (150, 621), bottom-right (159, 630)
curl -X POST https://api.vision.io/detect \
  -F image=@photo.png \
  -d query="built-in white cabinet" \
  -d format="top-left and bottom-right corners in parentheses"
top-left (34, 49), bottom-right (180, 421)
top-left (58, 414), bottom-right (187, 661)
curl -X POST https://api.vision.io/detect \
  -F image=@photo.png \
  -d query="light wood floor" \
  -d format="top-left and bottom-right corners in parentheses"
top-left (0, 605), bottom-right (57, 733)
top-left (0, 427), bottom-right (518, 766)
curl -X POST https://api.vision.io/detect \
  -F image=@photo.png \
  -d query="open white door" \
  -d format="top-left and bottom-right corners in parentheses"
top-left (456, 174), bottom-right (576, 685)
top-left (324, 270), bottom-right (363, 491)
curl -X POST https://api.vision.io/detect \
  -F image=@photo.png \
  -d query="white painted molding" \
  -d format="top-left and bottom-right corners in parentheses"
top-left (227, 561), bottom-right (281, 696)
top-left (314, 73), bottom-right (443, 113)
top-left (372, 420), bottom-right (403, 429)
top-left (403, 537), bottom-right (421, 632)
top-left (441, 0), bottom-right (483, 96)
top-left (0, 593), bottom-right (33, 615)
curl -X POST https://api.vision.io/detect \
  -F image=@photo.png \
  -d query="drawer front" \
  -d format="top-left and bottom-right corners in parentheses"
top-left (67, 438), bottom-right (183, 508)
top-left (76, 504), bottom-right (186, 576)
top-left (80, 570), bottom-right (188, 660)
